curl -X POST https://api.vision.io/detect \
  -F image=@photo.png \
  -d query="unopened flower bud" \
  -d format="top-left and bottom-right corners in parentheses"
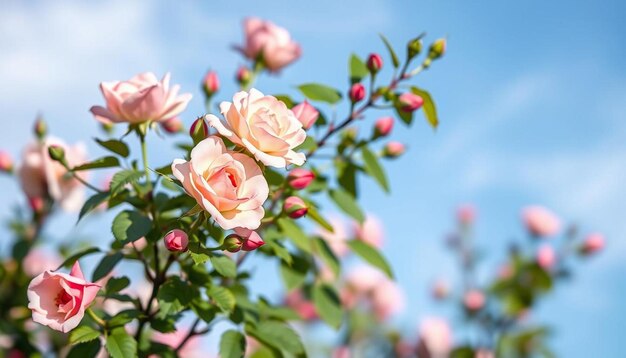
top-left (287, 168), bottom-right (315, 190)
top-left (161, 117), bottom-right (183, 134)
top-left (34, 117), bottom-right (47, 140)
top-left (291, 101), bottom-right (319, 130)
top-left (342, 127), bottom-right (358, 143)
top-left (164, 229), bottom-right (189, 252)
top-left (428, 38), bottom-right (446, 60)
top-left (241, 230), bottom-right (264, 251)
top-left (580, 233), bottom-right (604, 255)
top-left (366, 53), bottom-right (383, 74)
top-left (536, 245), bottom-right (556, 270)
top-left (463, 289), bottom-right (485, 311)
top-left (432, 279), bottom-right (450, 300)
top-left (349, 83), bottom-right (366, 103)
top-left (457, 204), bottom-right (476, 226)
top-left (203, 70), bottom-right (220, 97)
top-left (189, 117), bottom-right (209, 144)
top-left (383, 142), bottom-right (405, 158)
top-left (29, 197), bottom-right (45, 213)
top-left (373, 116), bottom-right (394, 138)
top-left (284, 196), bottom-right (308, 219)
top-left (407, 37), bottom-right (423, 59)
top-left (47, 145), bottom-right (66, 164)
top-left (100, 122), bottom-right (114, 134)
top-left (223, 234), bottom-right (243, 253)
top-left (0, 151), bottom-right (13, 173)
top-left (236, 66), bottom-right (251, 86)
top-left (398, 92), bottom-right (424, 112)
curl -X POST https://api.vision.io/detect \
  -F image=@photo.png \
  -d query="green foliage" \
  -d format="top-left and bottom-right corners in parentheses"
top-left (95, 138), bottom-right (130, 158)
top-left (411, 86), bottom-right (439, 129)
top-left (73, 156), bottom-right (120, 171)
top-left (297, 83), bottom-right (342, 104)
top-left (111, 210), bottom-right (152, 246)
top-left (105, 328), bottom-right (138, 358)
top-left (92, 252), bottom-right (123, 281)
top-left (57, 247), bottom-right (101, 269)
top-left (69, 325), bottom-right (100, 345)
top-left (78, 192), bottom-right (109, 221)
top-left (361, 146), bottom-right (389, 192)
top-left (210, 255), bottom-right (237, 278)
top-left (349, 54), bottom-right (369, 84)
top-left (245, 321), bottom-right (306, 357)
top-left (347, 240), bottom-right (394, 278)
top-left (329, 188), bottom-right (365, 223)
top-left (379, 34), bottom-right (400, 68)
top-left (312, 283), bottom-right (342, 329)
top-left (209, 285), bottom-right (236, 313)
top-left (220, 330), bottom-right (246, 358)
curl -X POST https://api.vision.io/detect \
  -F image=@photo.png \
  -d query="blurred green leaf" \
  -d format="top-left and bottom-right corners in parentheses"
top-left (105, 276), bottom-right (130, 294)
top-left (347, 240), bottom-right (394, 278)
top-left (67, 340), bottom-right (101, 358)
top-left (73, 156), bottom-right (120, 171)
top-left (306, 206), bottom-right (334, 233)
top-left (313, 238), bottom-right (340, 278)
top-left (220, 330), bottom-right (246, 358)
top-left (92, 252), bottom-right (123, 282)
top-left (349, 54), bottom-right (369, 84)
top-left (380, 34), bottom-right (400, 68)
top-left (108, 309), bottom-right (140, 328)
top-left (297, 83), bottom-right (342, 104)
top-left (78, 192), bottom-right (109, 222)
top-left (411, 86), bottom-right (439, 129)
top-left (280, 255), bottom-right (309, 291)
top-left (361, 146), bottom-right (389, 192)
top-left (57, 247), bottom-right (101, 270)
top-left (95, 138), bottom-right (129, 158)
top-left (277, 218), bottom-right (312, 253)
top-left (312, 283), bottom-right (342, 329)
top-left (110, 169), bottom-right (144, 194)
top-left (209, 285), bottom-right (236, 312)
top-left (211, 255), bottom-right (237, 278)
top-left (329, 188), bottom-right (364, 223)
top-left (245, 321), bottom-right (305, 356)
top-left (105, 328), bottom-right (137, 358)
top-left (157, 277), bottom-right (194, 318)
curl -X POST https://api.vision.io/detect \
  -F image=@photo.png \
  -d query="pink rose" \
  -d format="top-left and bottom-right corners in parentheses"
top-left (291, 101), bottom-right (319, 129)
top-left (398, 92), bottom-right (424, 112)
top-left (27, 261), bottom-right (101, 332)
top-left (522, 206), bottom-right (561, 237)
top-left (284, 196), bottom-right (308, 219)
top-left (352, 215), bottom-right (385, 248)
top-left (164, 229), bottom-right (189, 252)
top-left (457, 204), bottom-right (477, 225)
top-left (316, 216), bottom-right (350, 257)
top-left (418, 317), bottom-right (452, 358)
top-left (581, 233), bottom-right (605, 255)
top-left (536, 245), bottom-right (556, 269)
top-left (172, 136), bottom-right (269, 230)
top-left (237, 18), bottom-right (301, 71)
top-left (234, 227), bottom-right (265, 251)
top-left (18, 138), bottom-right (87, 211)
top-left (23, 249), bottom-right (62, 277)
top-left (463, 289), bottom-right (485, 311)
top-left (374, 116), bottom-right (394, 137)
top-left (371, 279), bottom-right (405, 321)
top-left (287, 168), bottom-right (315, 190)
top-left (206, 89), bottom-right (307, 168)
top-left (0, 150), bottom-right (13, 172)
top-left (90, 72), bottom-right (192, 124)
top-left (285, 290), bottom-right (318, 321)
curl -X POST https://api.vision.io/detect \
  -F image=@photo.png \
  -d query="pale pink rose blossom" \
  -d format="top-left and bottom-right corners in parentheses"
top-left (18, 138), bottom-right (87, 211)
top-left (172, 136), bottom-right (269, 230)
top-left (0, 150), bottom-right (13, 172)
top-left (237, 17), bottom-right (301, 71)
top-left (374, 116), bottom-right (394, 137)
top-left (522, 206), bottom-right (561, 237)
top-left (152, 326), bottom-right (202, 358)
top-left (90, 72), bottom-right (192, 124)
top-left (23, 249), bottom-right (62, 277)
top-left (418, 317), bottom-right (452, 358)
top-left (316, 216), bottom-right (350, 257)
top-left (537, 245), bottom-right (556, 269)
top-left (463, 289), bottom-right (486, 311)
top-left (353, 215), bottom-right (385, 248)
top-left (291, 101), bottom-right (319, 129)
top-left (582, 233), bottom-right (605, 254)
top-left (371, 279), bottom-right (405, 320)
top-left (27, 262), bottom-right (101, 332)
top-left (206, 89), bottom-right (307, 168)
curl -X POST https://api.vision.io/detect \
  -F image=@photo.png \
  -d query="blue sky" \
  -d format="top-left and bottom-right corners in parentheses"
top-left (1, 1), bottom-right (625, 356)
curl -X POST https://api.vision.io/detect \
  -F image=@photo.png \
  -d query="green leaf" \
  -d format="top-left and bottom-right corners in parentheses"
top-left (220, 330), bottom-right (246, 358)
top-left (246, 321), bottom-right (305, 356)
top-left (361, 146), bottom-right (389, 192)
top-left (411, 87), bottom-right (439, 129)
top-left (78, 192), bottom-right (109, 222)
top-left (336, 160), bottom-right (358, 197)
top-left (349, 54), bottom-right (369, 84)
top-left (312, 283), bottom-right (342, 329)
top-left (111, 210), bottom-right (152, 245)
top-left (347, 240), bottom-right (394, 278)
top-left (313, 238), bottom-right (340, 278)
top-left (95, 139), bottom-right (129, 158)
top-left (395, 103), bottom-right (414, 125)
top-left (380, 33), bottom-right (400, 68)
top-left (329, 188), bottom-right (364, 223)
top-left (105, 328), bottom-right (137, 358)
top-left (208, 286), bottom-right (236, 312)
top-left (210, 255), bottom-right (237, 278)
top-left (307, 206), bottom-right (334, 232)
top-left (277, 218), bottom-right (312, 253)
top-left (108, 309), bottom-right (140, 328)
top-left (297, 83), bottom-right (342, 104)
top-left (92, 252), bottom-right (123, 282)
top-left (105, 276), bottom-right (130, 294)
top-left (280, 255), bottom-right (309, 291)
top-left (110, 170), bottom-right (144, 194)
top-left (67, 340), bottom-right (101, 358)
top-left (57, 247), bottom-right (100, 270)
top-left (73, 156), bottom-right (120, 171)
top-left (69, 325), bottom-right (100, 345)
top-left (157, 277), bottom-right (194, 318)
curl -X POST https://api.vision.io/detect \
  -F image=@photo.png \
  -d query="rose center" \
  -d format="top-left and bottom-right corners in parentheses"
top-left (55, 290), bottom-right (72, 307)
top-left (227, 172), bottom-right (238, 188)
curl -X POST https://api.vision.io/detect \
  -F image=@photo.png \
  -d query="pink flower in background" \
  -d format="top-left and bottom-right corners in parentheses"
top-left (287, 168), bottom-right (315, 190)
top-left (463, 289), bottom-right (485, 311)
top-left (497, 264), bottom-right (514, 279)
top-left (398, 92), bottom-right (424, 112)
top-left (316, 216), bottom-right (350, 257)
top-left (172, 136), bottom-right (269, 230)
top-left (332, 346), bottom-right (351, 358)
top-left (581, 233), bottom-right (605, 254)
top-left (432, 279), bottom-right (450, 300)
top-left (475, 349), bottom-right (495, 358)
top-left (418, 317), bottom-right (452, 358)
top-left (18, 138), bottom-right (87, 211)
top-left (383, 141), bottom-right (405, 158)
top-left (537, 245), bottom-right (556, 269)
top-left (374, 116), bottom-right (394, 137)
top-left (353, 215), bottom-right (385, 248)
top-left (90, 72), bottom-right (191, 124)
top-left (371, 279), bottom-right (405, 320)
top-left (285, 290), bottom-right (318, 321)
top-left (23, 249), bottom-right (62, 277)
top-left (522, 206), bottom-right (561, 237)
top-left (0, 150), bottom-right (13, 172)
top-left (206, 89), bottom-right (307, 168)
top-left (457, 204), bottom-right (476, 225)
top-left (152, 326), bottom-right (202, 358)
top-left (161, 117), bottom-right (183, 134)
top-left (202, 70), bottom-right (220, 96)
top-left (291, 101), bottom-right (319, 129)
top-left (27, 262), bottom-right (101, 332)
top-left (237, 17), bottom-right (301, 71)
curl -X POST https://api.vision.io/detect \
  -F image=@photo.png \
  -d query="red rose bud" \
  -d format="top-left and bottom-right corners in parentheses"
top-left (284, 196), bottom-right (308, 219)
top-left (223, 234), bottom-right (243, 253)
top-left (236, 66), bottom-right (251, 86)
top-left (291, 101), bottom-right (319, 130)
top-left (164, 229), bottom-right (189, 252)
top-left (33, 117), bottom-right (47, 140)
top-left (203, 70), bottom-right (220, 97)
top-left (429, 38), bottom-right (446, 60)
top-left (580, 233), bottom-right (604, 255)
top-left (457, 204), bottom-right (476, 226)
top-left (463, 289), bottom-right (485, 311)
top-left (374, 116), bottom-right (394, 138)
top-left (0, 151), bottom-right (13, 173)
top-left (287, 168), bottom-right (315, 190)
top-left (189, 117), bottom-right (209, 144)
top-left (383, 141), bottom-right (405, 158)
top-left (47, 145), bottom-right (66, 164)
top-left (398, 92), bottom-right (424, 112)
top-left (367, 53), bottom-right (383, 74)
top-left (349, 83), bottom-right (366, 103)
top-left (241, 230), bottom-right (264, 251)
top-left (161, 117), bottom-right (183, 134)
top-left (29, 197), bottom-right (44, 213)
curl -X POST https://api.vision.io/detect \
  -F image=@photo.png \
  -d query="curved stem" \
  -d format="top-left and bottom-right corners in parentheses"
top-left (86, 307), bottom-right (106, 328)
top-left (69, 171), bottom-right (105, 194)
top-left (139, 132), bottom-right (152, 193)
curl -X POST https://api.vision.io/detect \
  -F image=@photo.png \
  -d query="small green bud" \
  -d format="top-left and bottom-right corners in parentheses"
top-left (428, 38), bottom-right (446, 60)
top-left (47, 145), bottom-right (66, 164)
top-left (407, 37), bottom-right (423, 59)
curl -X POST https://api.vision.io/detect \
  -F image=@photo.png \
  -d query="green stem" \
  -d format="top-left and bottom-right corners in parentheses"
top-left (139, 132), bottom-right (153, 193)
top-left (86, 307), bottom-right (106, 328)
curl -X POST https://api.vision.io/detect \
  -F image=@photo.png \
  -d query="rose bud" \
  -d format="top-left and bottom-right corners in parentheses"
top-left (367, 53), bottom-right (383, 74)
top-left (161, 117), bottom-right (183, 134)
top-left (432, 279), bottom-right (450, 300)
top-left (463, 289), bottom-right (485, 312)
top-left (291, 101), bottom-right (319, 130)
top-left (29, 197), bottom-right (45, 213)
top-left (202, 70), bottom-right (220, 97)
top-left (189, 117), bottom-right (209, 144)
top-left (164, 229), bottom-right (189, 252)
top-left (521, 206), bottom-right (561, 238)
top-left (349, 83), bottom-right (366, 103)
top-left (373, 116), bottom-right (394, 138)
top-left (457, 204), bottom-right (476, 226)
top-left (47, 145), bottom-right (66, 164)
top-left (382, 141), bottom-right (405, 158)
top-left (398, 92), bottom-right (424, 112)
top-left (33, 117), bottom-right (47, 140)
top-left (232, 227), bottom-right (264, 251)
top-left (0, 151), bottom-right (13, 173)
top-left (287, 168), bottom-right (315, 190)
top-left (429, 38), bottom-right (446, 60)
top-left (536, 245), bottom-right (556, 270)
top-left (407, 37), bottom-right (423, 59)
top-left (223, 234), bottom-right (243, 253)
top-left (580, 233), bottom-right (604, 255)
top-left (284, 196), bottom-right (308, 219)
top-left (236, 66), bottom-right (251, 86)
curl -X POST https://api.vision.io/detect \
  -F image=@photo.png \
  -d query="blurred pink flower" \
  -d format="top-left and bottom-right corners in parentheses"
top-left (537, 245), bottom-right (556, 269)
top-left (581, 233), bottom-right (605, 254)
top-left (418, 317), bottom-right (452, 358)
top-left (237, 17), bottom-right (301, 71)
top-left (522, 206), bottom-right (561, 237)
top-left (371, 279), bottom-right (405, 320)
top-left (316, 216), bottom-right (350, 257)
top-left (285, 289), bottom-right (318, 321)
top-left (152, 326), bottom-right (202, 358)
top-left (432, 279), bottom-right (450, 300)
top-left (291, 101), bottom-right (319, 130)
top-left (463, 289), bottom-right (485, 311)
top-left (457, 204), bottom-right (477, 225)
top-left (332, 346), bottom-right (351, 358)
top-left (475, 349), bottom-right (495, 358)
top-left (352, 215), bottom-right (385, 249)
top-left (23, 249), bottom-right (62, 277)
